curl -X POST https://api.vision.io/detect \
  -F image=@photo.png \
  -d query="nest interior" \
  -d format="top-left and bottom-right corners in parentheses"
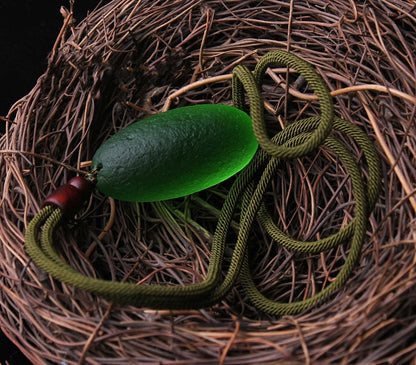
top-left (1, 0), bottom-right (416, 364)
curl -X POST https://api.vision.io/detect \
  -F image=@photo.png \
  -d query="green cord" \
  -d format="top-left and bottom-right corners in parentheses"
top-left (25, 50), bottom-right (381, 314)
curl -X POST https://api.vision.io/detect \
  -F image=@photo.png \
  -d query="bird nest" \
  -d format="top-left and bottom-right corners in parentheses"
top-left (1, 0), bottom-right (416, 363)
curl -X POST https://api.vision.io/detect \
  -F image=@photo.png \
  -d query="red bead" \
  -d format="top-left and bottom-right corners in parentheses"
top-left (68, 176), bottom-right (91, 191)
top-left (43, 176), bottom-right (94, 216)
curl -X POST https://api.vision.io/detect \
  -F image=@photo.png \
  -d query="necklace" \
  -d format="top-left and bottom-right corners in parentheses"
top-left (25, 51), bottom-right (381, 315)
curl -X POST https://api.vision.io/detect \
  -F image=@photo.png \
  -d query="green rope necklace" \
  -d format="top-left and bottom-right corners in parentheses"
top-left (25, 51), bottom-right (381, 315)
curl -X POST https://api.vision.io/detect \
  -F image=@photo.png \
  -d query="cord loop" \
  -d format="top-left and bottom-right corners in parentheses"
top-left (25, 51), bottom-right (381, 315)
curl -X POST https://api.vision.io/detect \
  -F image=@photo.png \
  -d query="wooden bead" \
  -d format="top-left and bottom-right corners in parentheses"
top-left (43, 176), bottom-right (93, 216)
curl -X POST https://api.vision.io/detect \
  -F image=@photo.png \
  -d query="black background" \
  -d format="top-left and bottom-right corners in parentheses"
top-left (0, 2), bottom-right (104, 363)
top-left (0, 1), bottom-right (104, 118)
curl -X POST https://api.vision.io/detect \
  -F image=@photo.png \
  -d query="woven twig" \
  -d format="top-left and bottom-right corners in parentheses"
top-left (1, 0), bottom-right (415, 364)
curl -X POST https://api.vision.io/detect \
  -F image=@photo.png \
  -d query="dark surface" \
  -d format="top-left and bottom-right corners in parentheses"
top-left (0, 1), bottom-right (104, 119)
top-left (0, 2), bottom-right (104, 363)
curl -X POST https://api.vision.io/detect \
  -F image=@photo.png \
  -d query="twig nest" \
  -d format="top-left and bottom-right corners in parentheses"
top-left (1, 0), bottom-right (415, 364)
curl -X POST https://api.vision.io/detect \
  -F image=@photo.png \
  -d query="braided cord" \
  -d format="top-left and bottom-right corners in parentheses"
top-left (25, 51), bottom-right (381, 314)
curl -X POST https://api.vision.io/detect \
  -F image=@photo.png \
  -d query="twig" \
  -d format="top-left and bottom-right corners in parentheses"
top-left (360, 94), bottom-right (416, 214)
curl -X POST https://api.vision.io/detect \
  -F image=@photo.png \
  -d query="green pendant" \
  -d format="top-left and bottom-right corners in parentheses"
top-left (91, 104), bottom-right (258, 202)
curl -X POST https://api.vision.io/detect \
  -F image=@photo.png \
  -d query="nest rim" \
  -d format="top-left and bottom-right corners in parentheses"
top-left (1, 0), bottom-right (416, 364)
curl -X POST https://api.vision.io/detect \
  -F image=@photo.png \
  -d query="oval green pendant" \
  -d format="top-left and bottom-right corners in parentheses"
top-left (91, 104), bottom-right (258, 202)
